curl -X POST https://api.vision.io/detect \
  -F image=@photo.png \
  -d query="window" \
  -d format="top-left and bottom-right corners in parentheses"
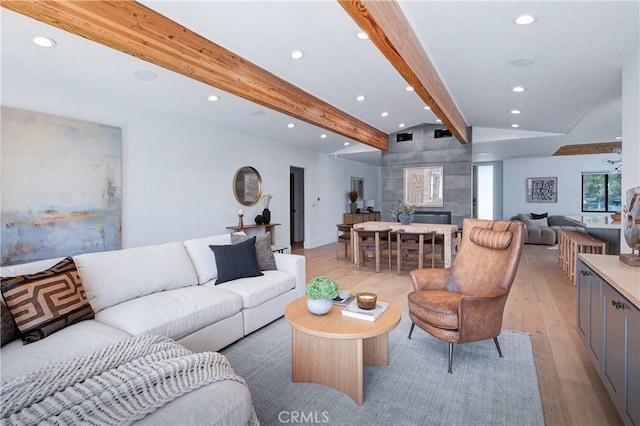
top-left (582, 172), bottom-right (621, 212)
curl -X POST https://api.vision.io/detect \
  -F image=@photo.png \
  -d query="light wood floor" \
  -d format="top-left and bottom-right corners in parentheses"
top-left (291, 242), bottom-right (622, 426)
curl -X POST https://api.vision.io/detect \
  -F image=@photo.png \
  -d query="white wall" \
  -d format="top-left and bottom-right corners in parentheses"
top-left (621, 48), bottom-right (640, 252)
top-left (122, 115), bottom-right (381, 249)
top-left (1, 105), bottom-right (381, 251)
top-left (503, 154), bottom-right (616, 220)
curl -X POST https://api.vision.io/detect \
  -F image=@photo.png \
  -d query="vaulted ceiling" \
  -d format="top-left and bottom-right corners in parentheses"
top-left (1, 1), bottom-right (638, 165)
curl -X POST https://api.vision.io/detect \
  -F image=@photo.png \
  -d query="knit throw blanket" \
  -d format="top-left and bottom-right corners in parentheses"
top-left (1, 335), bottom-right (259, 426)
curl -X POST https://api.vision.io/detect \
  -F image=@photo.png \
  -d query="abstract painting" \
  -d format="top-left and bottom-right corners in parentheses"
top-left (1, 107), bottom-right (122, 265)
top-left (404, 166), bottom-right (444, 207)
top-left (527, 177), bottom-right (557, 203)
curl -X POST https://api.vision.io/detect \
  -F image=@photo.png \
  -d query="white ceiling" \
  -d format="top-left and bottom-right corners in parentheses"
top-left (1, 1), bottom-right (638, 166)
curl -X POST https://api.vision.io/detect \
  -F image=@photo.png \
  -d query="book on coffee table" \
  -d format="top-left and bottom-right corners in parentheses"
top-left (341, 300), bottom-right (389, 322)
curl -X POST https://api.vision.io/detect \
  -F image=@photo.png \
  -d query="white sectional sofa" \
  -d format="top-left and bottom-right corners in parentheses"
top-left (1, 232), bottom-right (305, 424)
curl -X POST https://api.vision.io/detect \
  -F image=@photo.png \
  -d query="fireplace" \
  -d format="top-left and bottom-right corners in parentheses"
top-left (411, 211), bottom-right (452, 224)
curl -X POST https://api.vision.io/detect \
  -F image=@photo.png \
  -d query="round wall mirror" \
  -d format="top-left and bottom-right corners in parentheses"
top-left (233, 166), bottom-right (262, 206)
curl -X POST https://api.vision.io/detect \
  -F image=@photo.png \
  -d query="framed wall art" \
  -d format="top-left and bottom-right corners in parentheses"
top-left (527, 177), bottom-right (557, 203)
top-left (403, 166), bottom-right (444, 207)
top-left (351, 177), bottom-right (364, 200)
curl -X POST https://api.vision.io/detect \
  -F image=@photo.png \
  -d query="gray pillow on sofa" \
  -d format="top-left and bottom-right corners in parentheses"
top-left (231, 232), bottom-right (277, 271)
top-left (518, 213), bottom-right (549, 228)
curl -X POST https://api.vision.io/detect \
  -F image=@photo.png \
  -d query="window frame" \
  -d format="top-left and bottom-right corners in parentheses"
top-left (581, 172), bottom-right (621, 213)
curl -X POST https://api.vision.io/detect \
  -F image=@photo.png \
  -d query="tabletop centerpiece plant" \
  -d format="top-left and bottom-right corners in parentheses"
top-left (390, 201), bottom-right (416, 225)
top-left (305, 276), bottom-right (339, 315)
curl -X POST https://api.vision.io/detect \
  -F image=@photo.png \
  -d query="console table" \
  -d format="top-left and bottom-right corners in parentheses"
top-left (226, 223), bottom-right (280, 244)
top-left (343, 212), bottom-right (380, 224)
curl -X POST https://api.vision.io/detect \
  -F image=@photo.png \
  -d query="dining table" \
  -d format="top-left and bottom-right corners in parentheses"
top-left (352, 221), bottom-right (459, 268)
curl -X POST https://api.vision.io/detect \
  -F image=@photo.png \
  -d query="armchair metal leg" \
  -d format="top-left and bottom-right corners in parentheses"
top-left (408, 322), bottom-right (415, 339)
top-left (448, 342), bottom-right (454, 374)
top-left (493, 337), bottom-right (504, 358)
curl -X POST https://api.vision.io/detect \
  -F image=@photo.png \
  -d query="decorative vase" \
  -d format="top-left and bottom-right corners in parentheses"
top-left (262, 208), bottom-right (271, 224)
top-left (307, 298), bottom-right (332, 315)
top-left (254, 215), bottom-right (264, 225)
top-left (349, 202), bottom-right (357, 213)
top-left (398, 213), bottom-right (414, 225)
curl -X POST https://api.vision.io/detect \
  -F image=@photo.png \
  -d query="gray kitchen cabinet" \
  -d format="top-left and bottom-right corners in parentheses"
top-left (576, 259), bottom-right (639, 426)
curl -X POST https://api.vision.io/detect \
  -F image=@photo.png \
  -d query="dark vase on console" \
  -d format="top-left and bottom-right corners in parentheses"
top-left (262, 208), bottom-right (271, 224)
top-left (255, 215), bottom-right (264, 225)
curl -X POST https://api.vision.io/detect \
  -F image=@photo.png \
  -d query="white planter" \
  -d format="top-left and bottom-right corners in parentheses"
top-left (307, 298), bottom-right (332, 315)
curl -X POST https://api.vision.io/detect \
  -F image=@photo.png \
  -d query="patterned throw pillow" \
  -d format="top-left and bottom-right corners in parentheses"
top-left (209, 237), bottom-right (264, 284)
top-left (231, 232), bottom-right (277, 271)
top-left (1, 301), bottom-right (20, 346)
top-left (0, 257), bottom-right (95, 344)
top-left (530, 212), bottom-right (548, 219)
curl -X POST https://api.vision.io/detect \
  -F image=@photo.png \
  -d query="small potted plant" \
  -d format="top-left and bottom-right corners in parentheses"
top-left (347, 190), bottom-right (358, 213)
top-left (305, 276), bottom-right (339, 315)
top-left (390, 201), bottom-right (416, 225)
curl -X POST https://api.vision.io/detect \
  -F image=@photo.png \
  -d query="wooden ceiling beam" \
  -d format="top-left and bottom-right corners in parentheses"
top-left (339, 0), bottom-right (470, 144)
top-left (553, 142), bottom-right (622, 156)
top-left (2, 0), bottom-right (389, 151)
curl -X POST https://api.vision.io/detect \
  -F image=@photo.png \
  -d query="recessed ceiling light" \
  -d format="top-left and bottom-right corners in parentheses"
top-left (356, 95), bottom-right (365, 102)
top-left (399, 123), bottom-right (405, 128)
top-left (477, 153), bottom-right (487, 156)
top-left (287, 123), bottom-right (295, 128)
top-left (424, 106), bottom-right (431, 110)
top-left (508, 58), bottom-right (535, 68)
top-left (515, 15), bottom-right (536, 25)
top-left (290, 50), bottom-right (304, 60)
top-left (615, 136), bottom-right (622, 140)
top-left (510, 109), bottom-right (521, 114)
top-left (436, 119), bottom-right (442, 123)
top-left (405, 86), bottom-right (414, 92)
top-left (511, 124), bottom-right (520, 128)
top-left (356, 31), bottom-right (369, 40)
top-left (207, 94), bottom-right (220, 102)
top-left (344, 142), bottom-right (350, 146)
top-left (32, 36), bottom-right (56, 48)
top-left (512, 86), bottom-right (526, 93)
top-left (381, 112), bottom-right (388, 117)
top-left (134, 71), bottom-right (158, 82)
top-left (251, 111), bottom-right (265, 117)
top-left (320, 134), bottom-right (327, 139)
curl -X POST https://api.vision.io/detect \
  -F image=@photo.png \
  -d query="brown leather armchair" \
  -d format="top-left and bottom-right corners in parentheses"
top-left (408, 218), bottom-right (525, 373)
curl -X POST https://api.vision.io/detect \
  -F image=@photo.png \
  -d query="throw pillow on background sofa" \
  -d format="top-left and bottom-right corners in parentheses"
top-left (518, 213), bottom-right (549, 228)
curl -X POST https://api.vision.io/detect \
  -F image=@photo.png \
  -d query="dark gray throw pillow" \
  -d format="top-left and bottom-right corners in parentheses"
top-left (209, 237), bottom-right (263, 284)
top-left (231, 232), bottom-right (277, 271)
top-left (530, 212), bottom-right (548, 219)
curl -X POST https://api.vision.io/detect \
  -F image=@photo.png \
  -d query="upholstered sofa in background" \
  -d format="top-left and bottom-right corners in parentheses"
top-left (511, 214), bottom-right (585, 245)
top-left (1, 232), bottom-right (305, 424)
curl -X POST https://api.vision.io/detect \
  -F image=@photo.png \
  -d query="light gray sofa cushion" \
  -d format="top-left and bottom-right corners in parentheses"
top-left (215, 270), bottom-right (297, 309)
top-left (95, 286), bottom-right (242, 340)
top-left (0, 320), bottom-right (131, 382)
top-left (75, 242), bottom-right (198, 313)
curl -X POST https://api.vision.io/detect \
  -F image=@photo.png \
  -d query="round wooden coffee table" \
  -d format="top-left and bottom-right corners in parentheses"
top-left (284, 296), bottom-right (401, 405)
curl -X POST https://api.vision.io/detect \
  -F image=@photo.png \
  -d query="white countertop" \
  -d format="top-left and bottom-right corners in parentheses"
top-left (579, 254), bottom-right (640, 308)
top-left (566, 215), bottom-right (621, 229)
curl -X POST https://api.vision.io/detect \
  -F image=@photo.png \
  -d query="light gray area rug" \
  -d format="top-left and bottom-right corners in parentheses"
top-left (221, 313), bottom-right (544, 426)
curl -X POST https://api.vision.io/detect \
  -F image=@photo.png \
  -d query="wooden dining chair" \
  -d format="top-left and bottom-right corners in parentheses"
top-left (354, 228), bottom-right (392, 272)
top-left (336, 224), bottom-right (353, 260)
top-left (393, 230), bottom-right (436, 274)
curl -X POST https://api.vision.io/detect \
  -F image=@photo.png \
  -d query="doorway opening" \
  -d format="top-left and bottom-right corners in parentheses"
top-left (290, 166), bottom-right (305, 248)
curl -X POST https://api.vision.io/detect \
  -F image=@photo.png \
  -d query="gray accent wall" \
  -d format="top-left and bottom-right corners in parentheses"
top-left (381, 124), bottom-right (472, 228)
